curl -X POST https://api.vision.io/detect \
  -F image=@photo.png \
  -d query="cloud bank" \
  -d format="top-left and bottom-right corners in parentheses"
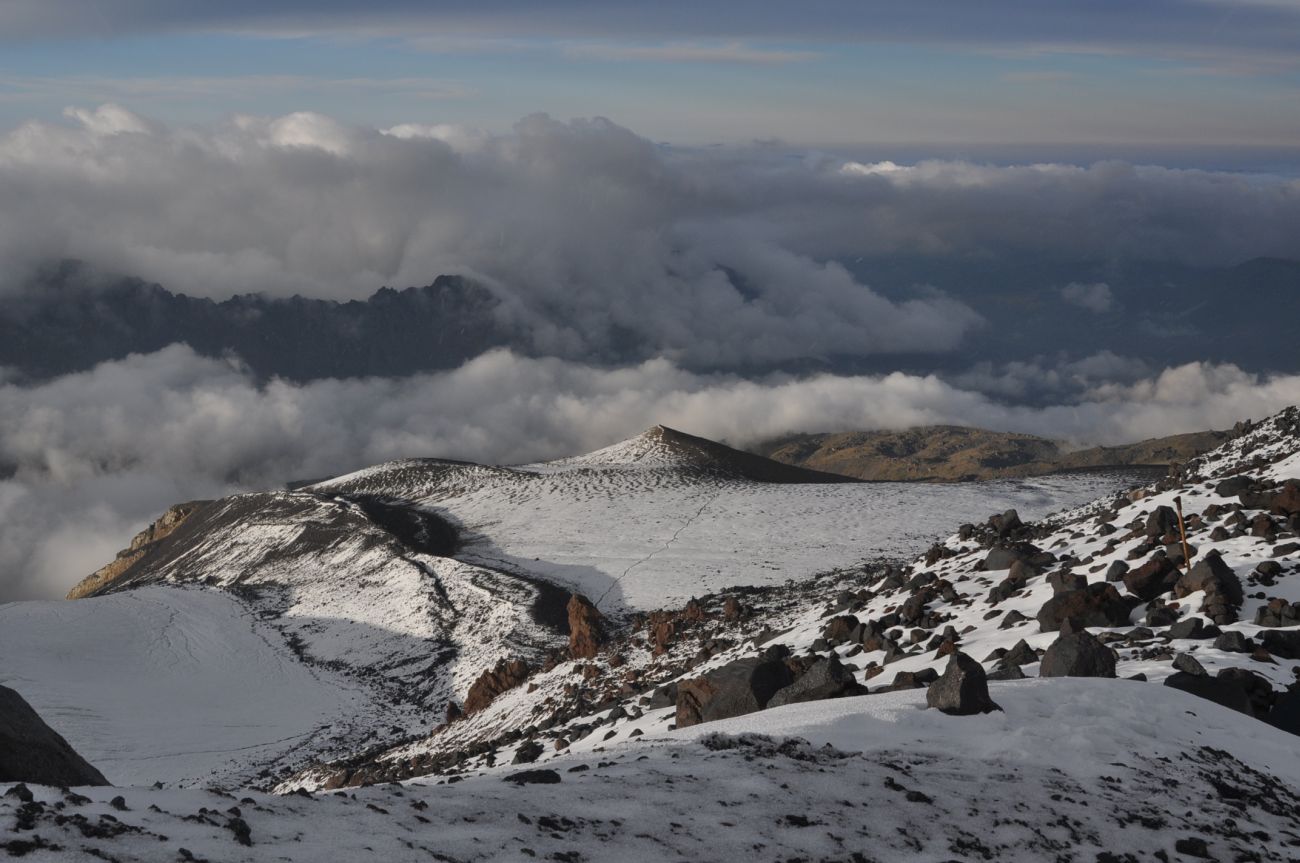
top-left (3, 107), bottom-right (1299, 367)
top-left (3, 345), bottom-right (1298, 602)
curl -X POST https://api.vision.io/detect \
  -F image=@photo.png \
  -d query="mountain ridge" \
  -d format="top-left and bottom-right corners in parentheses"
top-left (754, 424), bottom-right (1231, 482)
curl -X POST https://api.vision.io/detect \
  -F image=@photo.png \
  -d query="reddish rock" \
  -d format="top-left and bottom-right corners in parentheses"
top-left (463, 658), bottom-right (530, 714)
top-left (567, 593), bottom-right (605, 659)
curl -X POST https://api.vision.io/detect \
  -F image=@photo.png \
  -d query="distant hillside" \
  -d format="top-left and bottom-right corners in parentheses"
top-left (753, 425), bottom-right (1231, 481)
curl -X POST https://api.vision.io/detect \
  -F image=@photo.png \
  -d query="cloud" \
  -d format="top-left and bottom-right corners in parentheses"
top-left (3, 345), bottom-right (1298, 601)
top-left (1060, 281), bottom-right (1113, 313)
top-left (2, 108), bottom-right (1299, 369)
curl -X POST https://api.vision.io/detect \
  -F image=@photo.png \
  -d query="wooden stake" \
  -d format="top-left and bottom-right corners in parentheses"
top-left (1173, 495), bottom-right (1192, 571)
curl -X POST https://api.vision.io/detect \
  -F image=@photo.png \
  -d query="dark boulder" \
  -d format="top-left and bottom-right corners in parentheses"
top-left (1144, 505), bottom-right (1178, 539)
top-left (1039, 631), bottom-right (1117, 678)
top-left (1261, 629), bottom-right (1300, 660)
top-left (885, 668), bottom-right (940, 692)
top-left (676, 658), bottom-right (795, 728)
top-left (0, 685), bottom-right (108, 787)
top-left (1122, 556), bottom-right (1179, 602)
top-left (1163, 672), bottom-right (1254, 716)
top-left (1036, 583), bottom-right (1134, 633)
top-left (1104, 560), bottom-right (1130, 582)
top-left (1175, 551), bottom-right (1243, 625)
top-left (512, 740), bottom-right (544, 764)
top-left (1167, 617), bottom-right (1213, 640)
top-left (768, 656), bottom-right (862, 707)
top-left (925, 652), bottom-right (1001, 715)
top-left (821, 615), bottom-right (859, 644)
top-left (1213, 631), bottom-right (1254, 653)
top-left (1214, 475), bottom-right (1254, 498)
top-left (1048, 571), bottom-right (1087, 595)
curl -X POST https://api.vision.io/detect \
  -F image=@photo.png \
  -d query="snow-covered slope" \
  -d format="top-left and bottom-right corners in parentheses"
top-left (318, 409), bottom-right (1299, 791)
top-left (0, 587), bottom-right (368, 788)
top-left (313, 426), bottom-right (1142, 611)
top-left (4, 680), bottom-right (1298, 862)
top-left (8, 425), bottom-right (1159, 792)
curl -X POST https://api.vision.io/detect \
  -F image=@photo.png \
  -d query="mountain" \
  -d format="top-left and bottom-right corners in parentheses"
top-left (5, 412), bottom-right (1300, 861)
top-left (0, 263), bottom-right (507, 382)
top-left (755, 425), bottom-right (1231, 482)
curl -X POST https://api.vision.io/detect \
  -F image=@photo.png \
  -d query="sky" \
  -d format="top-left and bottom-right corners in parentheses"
top-left (1, 1), bottom-right (1299, 156)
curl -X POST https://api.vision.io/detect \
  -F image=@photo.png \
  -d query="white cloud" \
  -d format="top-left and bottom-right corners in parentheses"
top-left (1060, 281), bottom-right (1113, 313)
top-left (2, 345), bottom-right (1297, 601)
top-left (2, 108), bottom-right (1298, 368)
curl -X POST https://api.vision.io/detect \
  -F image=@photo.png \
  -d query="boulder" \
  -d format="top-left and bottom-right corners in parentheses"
top-left (1175, 552), bottom-right (1243, 625)
top-left (1144, 505), bottom-right (1178, 539)
top-left (1214, 475), bottom-right (1254, 498)
top-left (925, 652), bottom-right (1001, 715)
top-left (1261, 629), bottom-right (1300, 660)
top-left (1122, 556), bottom-right (1179, 602)
top-left (1104, 560), bottom-right (1130, 582)
top-left (567, 593), bottom-right (605, 660)
top-left (1039, 631), bottom-right (1117, 678)
top-left (675, 658), bottom-right (795, 728)
top-left (511, 740), bottom-right (544, 765)
top-left (768, 656), bottom-right (861, 707)
top-left (1047, 571), bottom-right (1087, 595)
top-left (1163, 672), bottom-right (1254, 716)
top-left (821, 614), bottom-right (859, 644)
top-left (1213, 631), bottom-right (1254, 653)
top-left (0, 685), bottom-right (109, 786)
top-left (1036, 583), bottom-right (1134, 633)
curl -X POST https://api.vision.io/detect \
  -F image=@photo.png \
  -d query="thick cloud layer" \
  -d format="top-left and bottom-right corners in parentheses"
top-left (3, 108), bottom-right (1299, 367)
top-left (3, 345), bottom-right (1299, 601)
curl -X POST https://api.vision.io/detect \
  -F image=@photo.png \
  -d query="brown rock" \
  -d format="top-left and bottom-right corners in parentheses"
top-left (567, 593), bottom-right (605, 660)
top-left (463, 658), bottom-right (530, 714)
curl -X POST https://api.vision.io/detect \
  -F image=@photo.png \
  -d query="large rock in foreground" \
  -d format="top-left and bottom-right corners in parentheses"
top-left (926, 652), bottom-right (1001, 715)
top-left (0, 685), bottom-right (109, 787)
top-left (676, 658), bottom-right (795, 728)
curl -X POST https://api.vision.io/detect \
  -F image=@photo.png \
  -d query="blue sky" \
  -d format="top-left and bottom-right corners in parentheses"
top-left (1, 1), bottom-right (1298, 158)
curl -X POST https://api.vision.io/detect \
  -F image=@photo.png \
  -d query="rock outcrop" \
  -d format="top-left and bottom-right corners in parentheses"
top-left (566, 594), bottom-right (605, 660)
top-left (0, 685), bottom-right (109, 786)
top-left (66, 500), bottom-right (209, 599)
top-left (464, 658), bottom-right (531, 714)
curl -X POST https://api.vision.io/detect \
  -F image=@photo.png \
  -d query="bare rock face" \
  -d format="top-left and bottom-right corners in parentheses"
top-left (464, 658), bottom-right (531, 714)
top-left (0, 685), bottom-right (109, 786)
top-left (926, 652), bottom-right (1001, 715)
top-left (566, 593), bottom-right (605, 660)
top-left (66, 500), bottom-right (209, 599)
